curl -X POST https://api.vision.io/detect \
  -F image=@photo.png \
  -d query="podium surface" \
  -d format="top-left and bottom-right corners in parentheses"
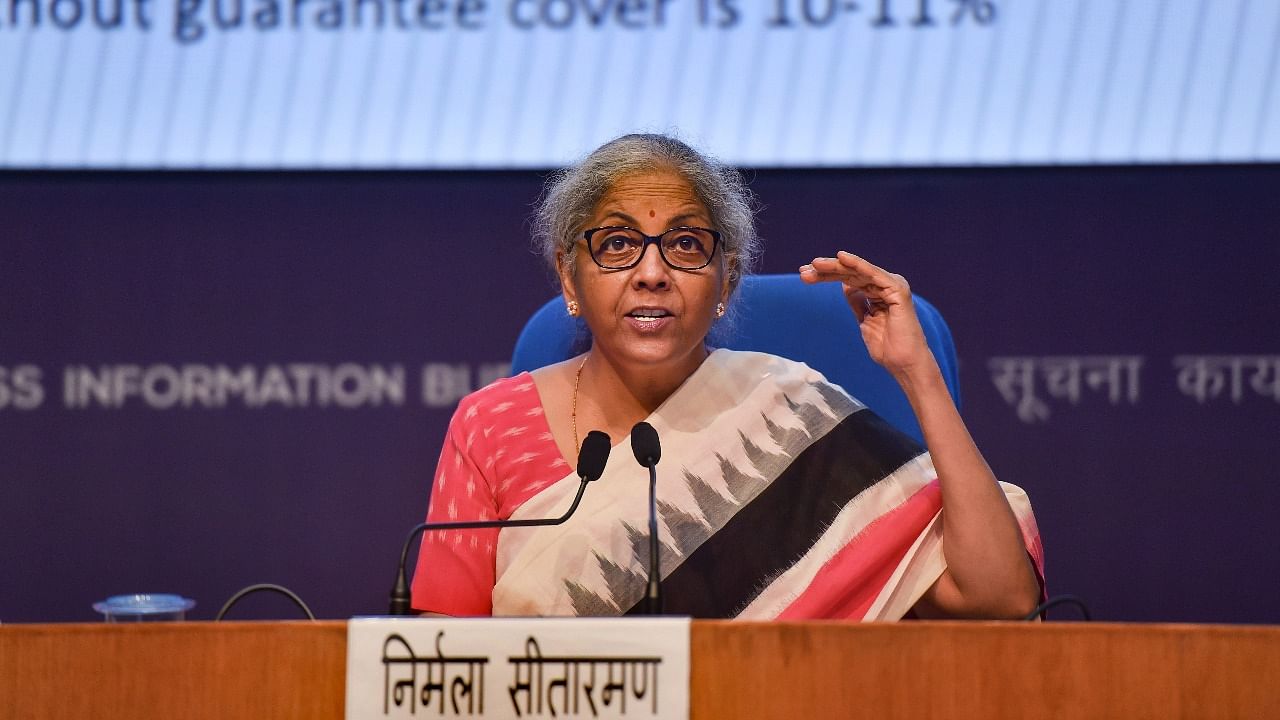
top-left (2, 620), bottom-right (1277, 719)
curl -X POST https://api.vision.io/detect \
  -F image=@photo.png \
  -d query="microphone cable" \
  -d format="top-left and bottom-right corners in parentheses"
top-left (1023, 594), bottom-right (1092, 622)
top-left (215, 583), bottom-right (317, 621)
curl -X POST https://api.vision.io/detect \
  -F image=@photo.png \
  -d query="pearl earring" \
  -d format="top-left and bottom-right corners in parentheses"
top-left (566, 300), bottom-right (580, 317)
top-left (715, 303), bottom-right (726, 318)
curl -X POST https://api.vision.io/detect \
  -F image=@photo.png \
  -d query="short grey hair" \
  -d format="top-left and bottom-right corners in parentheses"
top-left (532, 133), bottom-right (760, 292)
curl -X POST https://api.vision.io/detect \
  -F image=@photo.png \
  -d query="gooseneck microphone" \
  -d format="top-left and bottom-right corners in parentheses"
top-left (630, 421), bottom-right (663, 615)
top-left (388, 430), bottom-right (612, 615)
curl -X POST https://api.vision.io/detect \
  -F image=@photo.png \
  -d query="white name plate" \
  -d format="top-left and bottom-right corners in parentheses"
top-left (346, 617), bottom-right (691, 720)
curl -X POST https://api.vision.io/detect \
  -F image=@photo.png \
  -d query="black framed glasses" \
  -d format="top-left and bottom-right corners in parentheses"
top-left (582, 226), bottom-right (721, 271)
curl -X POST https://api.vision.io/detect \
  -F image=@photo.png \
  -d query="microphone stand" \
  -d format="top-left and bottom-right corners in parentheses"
top-left (387, 478), bottom-right (592, 615)
top-left (644, 462), bottom-right (662, 615)
top-left (630, 420), bottom-right (664, 616)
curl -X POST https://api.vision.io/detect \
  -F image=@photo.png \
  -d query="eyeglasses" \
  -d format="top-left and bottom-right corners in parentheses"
top-left (582, 226), bottom-right (721, 271)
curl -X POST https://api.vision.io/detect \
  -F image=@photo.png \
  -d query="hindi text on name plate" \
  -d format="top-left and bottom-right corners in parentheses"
top-left (346, 617), bottom-right (690, 720)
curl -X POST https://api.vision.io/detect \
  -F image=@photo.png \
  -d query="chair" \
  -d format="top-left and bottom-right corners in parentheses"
top-left (510, 273), bottom-right (960, 443)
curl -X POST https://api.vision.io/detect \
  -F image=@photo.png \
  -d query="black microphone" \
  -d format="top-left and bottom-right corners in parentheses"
top-left (630, 421), bottom-right (663, 615)
top-left (388, 430), bottom-right (611, 615)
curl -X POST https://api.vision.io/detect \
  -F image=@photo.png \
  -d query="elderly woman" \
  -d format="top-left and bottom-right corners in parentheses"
top-left (412, 134), bottom-right (1043, 619)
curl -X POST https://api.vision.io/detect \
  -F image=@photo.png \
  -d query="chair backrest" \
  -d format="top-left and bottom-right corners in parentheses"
top-left (510, 273), bottom-right (960, 443)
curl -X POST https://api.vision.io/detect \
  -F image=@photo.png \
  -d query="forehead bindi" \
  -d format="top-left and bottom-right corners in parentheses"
top-left (595, 172), bottom-right (708, 225)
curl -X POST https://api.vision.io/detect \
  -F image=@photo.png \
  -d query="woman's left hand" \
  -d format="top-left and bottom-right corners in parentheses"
top-left (799, 251), bottom-right (936, 380)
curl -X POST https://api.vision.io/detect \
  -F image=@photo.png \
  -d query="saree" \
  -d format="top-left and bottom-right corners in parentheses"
top-left (490, 349), bottom-right (1044, 619)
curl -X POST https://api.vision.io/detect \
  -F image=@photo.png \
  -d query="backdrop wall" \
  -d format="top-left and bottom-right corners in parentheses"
top-left (2, 165), bottom-right (1277, 623)
top-left (5, 0), bottom-right (1279, 168)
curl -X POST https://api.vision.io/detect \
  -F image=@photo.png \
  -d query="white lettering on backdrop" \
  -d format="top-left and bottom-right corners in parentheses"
top-left (988, 356), bottom-right (1144, 423)
top-left (0, 361), bottom-right (509, 410)
top-left (1174, 355), bottom-right (1280, 404)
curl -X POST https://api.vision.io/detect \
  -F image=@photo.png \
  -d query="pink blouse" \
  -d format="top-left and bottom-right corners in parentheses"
top-left (410, 373), bottom-right (572, 615)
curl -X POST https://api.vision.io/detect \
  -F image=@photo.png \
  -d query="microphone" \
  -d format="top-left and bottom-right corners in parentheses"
top-left (388, 430), bottom-right (611, 615)
top-left (631, 421), bottom-right (661, 466)
top-left (630, 421), bottom-right (663, 615)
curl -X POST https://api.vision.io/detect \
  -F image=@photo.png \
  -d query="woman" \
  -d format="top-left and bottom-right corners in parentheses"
top-left (412, 134), bottom-right (1043, 619)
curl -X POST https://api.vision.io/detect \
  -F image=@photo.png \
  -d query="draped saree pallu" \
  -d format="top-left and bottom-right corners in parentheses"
top-left (491, 350), bottom-right (1045, 620)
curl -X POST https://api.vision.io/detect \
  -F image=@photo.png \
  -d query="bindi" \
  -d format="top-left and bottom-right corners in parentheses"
top-left (649, 210), bottom-right (656, 218)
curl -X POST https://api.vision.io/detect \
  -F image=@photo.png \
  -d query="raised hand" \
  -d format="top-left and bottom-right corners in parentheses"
top-left (799, 251), bottom-right (937, 381)
top-left (801, 252), bottom-right (1040, 619)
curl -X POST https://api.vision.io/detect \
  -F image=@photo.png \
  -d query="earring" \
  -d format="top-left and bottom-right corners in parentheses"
top-left (715, 303), bottom-right (726, 318)
top-left (566, 300), bottom-right (580, 317)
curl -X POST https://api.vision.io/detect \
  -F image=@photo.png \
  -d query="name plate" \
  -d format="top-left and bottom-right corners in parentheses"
top-left (346, 617), bottom-right (691, 719)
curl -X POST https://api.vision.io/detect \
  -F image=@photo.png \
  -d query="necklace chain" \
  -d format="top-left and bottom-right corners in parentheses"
top-left (571, 354), bottom-right (588, 455)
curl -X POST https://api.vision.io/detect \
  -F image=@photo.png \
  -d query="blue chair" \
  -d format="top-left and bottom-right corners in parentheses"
top-left (510, 274), bottom-right (959, 443)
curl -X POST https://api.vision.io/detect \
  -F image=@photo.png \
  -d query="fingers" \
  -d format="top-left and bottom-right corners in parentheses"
top-left (801, 262), bottom-right (873, 285)
top-left (832, 251), bottom-right (898, 286)
top-left (800, 253), bottom-right (911, 322)
top-left (846, 287), bottom-right (869, 323)
top-left (803, 254), bottom-right (906, 292)
top-left (844, 286), bottom-right (892, 321)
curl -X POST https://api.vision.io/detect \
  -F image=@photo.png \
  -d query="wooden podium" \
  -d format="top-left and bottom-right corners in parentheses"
top-left (2, 620), bottom-right (1278, 719)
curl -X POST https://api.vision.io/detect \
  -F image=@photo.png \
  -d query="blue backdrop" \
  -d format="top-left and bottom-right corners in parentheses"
top-left (2, 165), bottom-right (1277, 623)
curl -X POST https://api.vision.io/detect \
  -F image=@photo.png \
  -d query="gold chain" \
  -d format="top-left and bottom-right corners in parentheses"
top-left (570, 354), bottom-right (588, 455)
